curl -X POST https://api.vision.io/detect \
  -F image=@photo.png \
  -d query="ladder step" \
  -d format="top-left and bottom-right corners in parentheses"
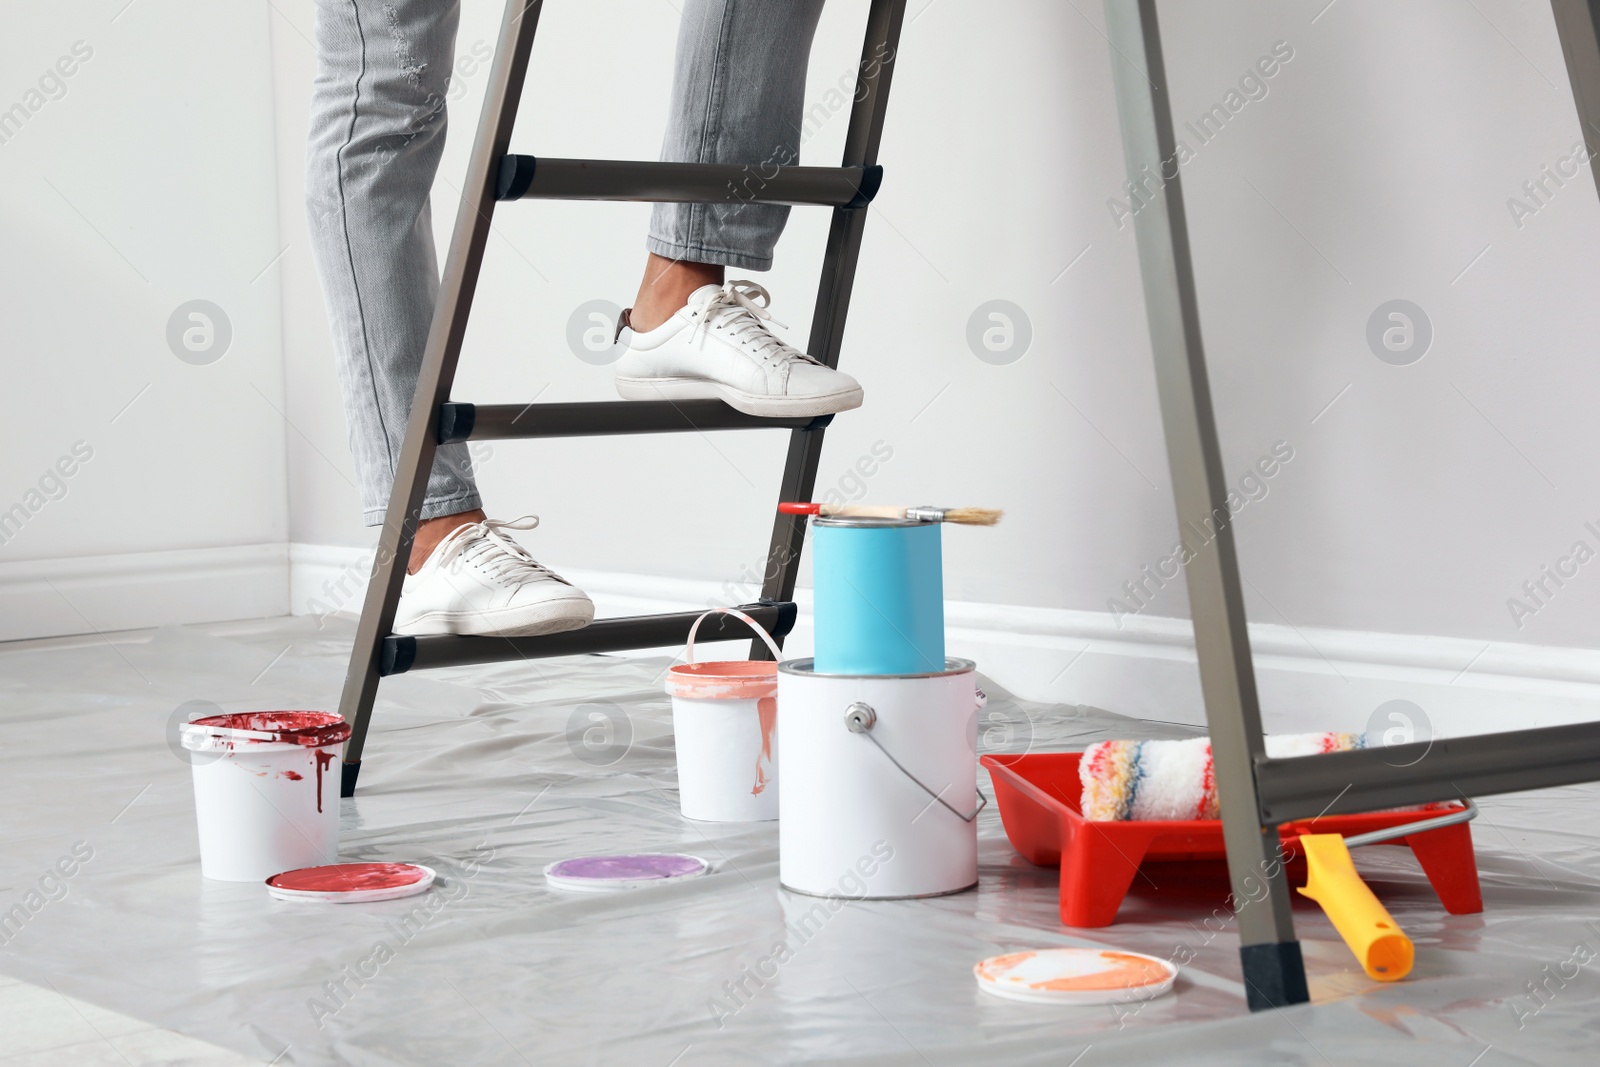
top-left (438, 400), bottom-right (831, 442)
top-left (379, 601), bottom-right (798, 676)
top-left (496, 156), bottom-right (883, 208)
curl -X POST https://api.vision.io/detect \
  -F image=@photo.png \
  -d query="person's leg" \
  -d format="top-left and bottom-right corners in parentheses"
top-left (306, 0), bottom-right (478, 569)
top-left (618, 0), bottom-right (863, 418)
top-left (634, 0), bottom-right (829, 329)
top-left (632, 255), bottom-right (723, 333)
top-left (307, 0), bottom-right (592, 635)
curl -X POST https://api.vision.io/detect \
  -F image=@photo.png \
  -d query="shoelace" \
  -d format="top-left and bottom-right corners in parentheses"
top-left (694, 281), bottom-right (826, 369)
top-left (431, 515), bottom-right (569, 586)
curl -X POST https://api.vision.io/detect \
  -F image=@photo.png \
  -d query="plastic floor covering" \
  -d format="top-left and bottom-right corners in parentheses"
top-left (1, 615), bottom-right (1597, 1066)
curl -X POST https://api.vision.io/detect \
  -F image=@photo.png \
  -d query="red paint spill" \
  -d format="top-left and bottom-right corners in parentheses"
top-left (267, 862), bottom-right (427, 893)
top-left (188, 711), bottom-right (351, 748)
top-left (751, 696), bottom-right (777, 796)
top-left (282, 771), bottom-right (303, 781)
top-left (314, 749), bottom-right (337, 813)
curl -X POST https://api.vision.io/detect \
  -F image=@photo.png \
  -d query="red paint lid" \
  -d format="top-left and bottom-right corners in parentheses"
top-left (186, 711), bottom-right (352, 748)
top-left (266, 862), bottom-right (435, 903)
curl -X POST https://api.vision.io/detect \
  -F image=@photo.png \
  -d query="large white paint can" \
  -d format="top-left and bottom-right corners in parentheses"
top-left (181, 711), bottom-right (348, 882)
top-left (776, 658), bottom-right (983, 898)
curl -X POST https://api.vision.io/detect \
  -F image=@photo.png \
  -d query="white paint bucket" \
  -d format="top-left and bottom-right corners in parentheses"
top-left (666, 609), bottom-right (782, 822)
top-left (776, 659), bottom-right (984, 898)
top-left (180, 711), bottom-right (349, 882)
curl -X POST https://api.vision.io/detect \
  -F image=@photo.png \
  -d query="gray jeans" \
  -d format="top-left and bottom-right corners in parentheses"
top-left (307, 0), bottom-right (826, 525)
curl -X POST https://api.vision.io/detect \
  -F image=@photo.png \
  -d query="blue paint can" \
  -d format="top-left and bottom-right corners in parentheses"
top-left (811, 517), bottom-right (944, 675)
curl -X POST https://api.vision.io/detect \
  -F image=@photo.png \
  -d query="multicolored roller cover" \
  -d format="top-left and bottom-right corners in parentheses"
top-left (1080, 733), bottom-right (1367, 822)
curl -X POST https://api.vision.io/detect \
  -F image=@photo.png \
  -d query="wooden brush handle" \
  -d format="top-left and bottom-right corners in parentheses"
top-left (817, 504), bottom-right (906, 519)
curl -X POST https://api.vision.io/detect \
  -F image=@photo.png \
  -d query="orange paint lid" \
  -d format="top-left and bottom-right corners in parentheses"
top-left (974, 948), bottom-right (1177, 1005)
top-left (665, 660), bottom-right (777, 700)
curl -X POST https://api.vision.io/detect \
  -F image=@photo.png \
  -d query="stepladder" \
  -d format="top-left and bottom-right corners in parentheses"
top-left (1102, 0), bottom-right (1600, 1011)
top-left (335, 0), bottom-right (909, 798)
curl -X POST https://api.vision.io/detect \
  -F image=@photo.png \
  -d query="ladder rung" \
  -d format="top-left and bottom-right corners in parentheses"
top-left (438, 401), bottom-right (831, 442)
top-left (495, 156), bottom-right (883, 208)
top-left (380, 602), bottom-right (797, 676)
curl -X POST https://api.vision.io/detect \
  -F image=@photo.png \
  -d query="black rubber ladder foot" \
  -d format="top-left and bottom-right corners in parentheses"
top-left (341, 760), bottom-right (360, 799)
top-left (1239, 942), bottom-right (1310, 1010)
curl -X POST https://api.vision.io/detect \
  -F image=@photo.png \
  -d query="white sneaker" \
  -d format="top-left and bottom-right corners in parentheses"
top-left (614, 281), bottom-right (864, 417)
top-left (392, 516), bottom-right (594, 637)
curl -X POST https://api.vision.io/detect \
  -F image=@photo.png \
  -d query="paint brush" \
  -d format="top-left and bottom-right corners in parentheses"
top-left (778, 502), bottom-right (1002, 526)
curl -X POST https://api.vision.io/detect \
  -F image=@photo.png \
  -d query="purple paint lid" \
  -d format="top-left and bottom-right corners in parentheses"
top-left (544, 853), bottom-right (710, 892)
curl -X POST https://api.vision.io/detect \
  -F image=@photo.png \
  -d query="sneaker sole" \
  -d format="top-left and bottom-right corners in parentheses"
top-left (393, 598), bottom-right (596, 638)
top-left (614, 376), bottom-right (864, 418)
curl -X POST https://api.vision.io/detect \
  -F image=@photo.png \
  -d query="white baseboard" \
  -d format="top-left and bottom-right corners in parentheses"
top-left (288, 542), bottom-right (376, 621)
top-left (10, 541), bottom-right (1597, 741)
top-left (286, 545), bottom-right (1600, 739)
top-left (0, 543), bottom-right (288, 643)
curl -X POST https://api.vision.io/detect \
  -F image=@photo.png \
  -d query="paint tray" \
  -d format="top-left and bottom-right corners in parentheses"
top-left (981, 752), bottom-right (1482, 927)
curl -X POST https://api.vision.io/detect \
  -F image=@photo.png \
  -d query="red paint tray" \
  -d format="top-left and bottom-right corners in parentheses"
top-left (982, 751), bottom-right (1482, 927)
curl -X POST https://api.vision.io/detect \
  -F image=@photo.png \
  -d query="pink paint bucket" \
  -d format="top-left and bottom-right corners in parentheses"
top-left (180, 711), bottom-right (350, 881)
top-left (666, 609), bottom-right (782, 822)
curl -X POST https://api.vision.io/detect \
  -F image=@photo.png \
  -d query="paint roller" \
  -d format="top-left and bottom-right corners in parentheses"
top-left (1080, 735), bottom-right (1370, 823)
top-left (1293, 804), bottom-right (1478, 982)
top-left (1080, 737), bottom-right (1479, 981)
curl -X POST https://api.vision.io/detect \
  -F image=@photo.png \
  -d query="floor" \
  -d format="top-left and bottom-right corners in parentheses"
top-left (1, 615), bottom-right (1597, 1066)
top-left (0, 974), bottom-right (258, 1065)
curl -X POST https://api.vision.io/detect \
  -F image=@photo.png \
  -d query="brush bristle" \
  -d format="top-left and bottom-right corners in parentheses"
top-left (943, 507), bottom-right (1002, 526)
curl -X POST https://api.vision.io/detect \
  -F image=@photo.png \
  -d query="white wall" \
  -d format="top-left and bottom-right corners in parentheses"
top-left (272, 0), bottom-right (1163, 602)
top-left (1164, 0), bottom-right (1600, 648)
top-left (10, 0), bottom-right (1600, 734)
top-left (284, 0), bottom-right (1600, 732)
top-left (267, 0), bottom-right (366, 556)
top-left (0, 0), bottom-right (289, 639)
top-left (273, 0), bottom-right (1600, 639)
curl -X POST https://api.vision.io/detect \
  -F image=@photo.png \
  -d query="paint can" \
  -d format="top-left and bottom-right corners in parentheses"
top-left (666, 608), bottom-right (781, 822)
top-left (811, 517), bottom-right (944, 675)
top-left (776, 659), bottom-right (983, 898)
top-left (180, 711), bottom-right (349, 882)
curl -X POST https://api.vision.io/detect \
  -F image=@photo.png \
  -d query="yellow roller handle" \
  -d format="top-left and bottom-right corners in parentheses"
top-left (1296, 833), bottom-right (1413, 981)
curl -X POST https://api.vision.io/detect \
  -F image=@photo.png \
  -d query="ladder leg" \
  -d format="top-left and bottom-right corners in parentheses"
top-left (754, 0), bottom-right (909, 658)
top-left (1551, 0), bottom-right (1600, 205)
top-left (337, 0), bottom-right (546, 796)
top-left (1102, 0), bottom-right (1307, 1009)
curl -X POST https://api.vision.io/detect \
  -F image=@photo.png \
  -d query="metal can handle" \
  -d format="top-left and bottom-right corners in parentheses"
top-left (685, 607), bottom-right (783, 665)
top-left (844, 702), bottom-right (876, 733)
top-left (842, 701), bottom-right (989, 823)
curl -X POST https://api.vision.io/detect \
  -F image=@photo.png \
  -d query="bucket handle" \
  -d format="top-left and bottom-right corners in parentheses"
top-left (843, 701), bottom-right (990, 824)
top-left (685, 607), bottom-right (784, 665)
